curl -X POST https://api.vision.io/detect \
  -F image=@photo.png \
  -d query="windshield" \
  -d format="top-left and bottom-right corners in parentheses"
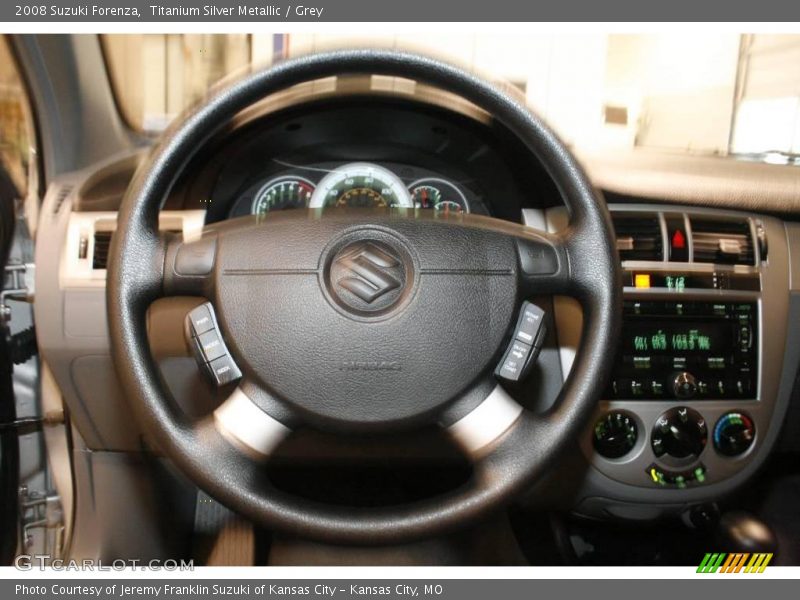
top-left (102, 33), bottom-right (800, 163)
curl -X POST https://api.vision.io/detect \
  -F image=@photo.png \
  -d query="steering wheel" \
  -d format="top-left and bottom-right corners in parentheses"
top-left (107, 50), bottom-right (621, 545)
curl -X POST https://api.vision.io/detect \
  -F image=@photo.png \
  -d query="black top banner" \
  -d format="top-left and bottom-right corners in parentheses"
top-left (3, 0), bottom-right (800, 22)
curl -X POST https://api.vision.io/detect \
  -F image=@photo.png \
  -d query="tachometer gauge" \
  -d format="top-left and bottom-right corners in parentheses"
top-left (409, 178), bottom-right (470, 214)
top-left (251, 176), bottom-right (315, 215)
top-left (309, 163), bottom-right (413, 209)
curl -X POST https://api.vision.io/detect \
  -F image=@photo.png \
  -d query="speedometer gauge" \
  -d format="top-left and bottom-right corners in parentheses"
top-left (409, 178), bottom-right (470, 214)
top-left (309, 163), bottom-right (413, 209)
top-left (251, 176), bottom-right (315, 215)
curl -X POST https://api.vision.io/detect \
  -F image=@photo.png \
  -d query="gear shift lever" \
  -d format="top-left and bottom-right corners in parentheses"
top-left (715, 511), bottom-right (778, 554)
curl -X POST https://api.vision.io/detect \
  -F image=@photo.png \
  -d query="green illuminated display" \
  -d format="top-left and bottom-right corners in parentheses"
top-left (630, 327), bottom-right (718, 353)
top-left (633, 329), bottom-right (711, 351)
top-left (665, 276), bottom-right (686, 291)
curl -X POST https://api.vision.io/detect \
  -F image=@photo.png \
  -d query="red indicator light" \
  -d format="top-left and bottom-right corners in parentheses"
top-left (672, 229), bottom-right (686, 249)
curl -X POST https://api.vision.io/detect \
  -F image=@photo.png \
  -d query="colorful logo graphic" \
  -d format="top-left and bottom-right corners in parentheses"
top-left (697, 552), bottom-right (773, 573)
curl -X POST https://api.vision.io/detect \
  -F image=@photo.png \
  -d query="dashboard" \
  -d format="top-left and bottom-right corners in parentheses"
top-left (227, 161), bottom-right (488, 218)
top-left (148, 95), bottom-right (560, 226)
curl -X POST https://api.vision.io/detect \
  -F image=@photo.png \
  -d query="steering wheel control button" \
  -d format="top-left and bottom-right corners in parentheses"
top-left (714, 412), bottom-right (756, 457)
top-left (515, 302), bottom-right (546, 345)
top-left (593, 412), bottom-right (638, 459)
top-left (496, 302), bottom-right (547, 383)
top-left (497, 340), bottom-right (532, 382)
top-left (187, 304), bottom-right (215, 336)
top-left (516, 239), bottom-right (558, 275)
top-left (651, 406), bottom-right (708, 460)
top-left (196, 329), bottom-right (227, 362)
top-left (184, 302), bottom-right (242, 388)
top-left (174, 235), bottom-right (217, 276)
top-left (207, 354), bottom-right (243, 387)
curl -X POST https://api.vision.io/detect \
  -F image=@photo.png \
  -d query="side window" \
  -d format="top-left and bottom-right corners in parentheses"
top-left (0, 36), bottom-right (38, 228)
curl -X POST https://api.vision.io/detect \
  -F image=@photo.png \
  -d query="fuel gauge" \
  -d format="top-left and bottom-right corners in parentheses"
top-left (409, 178), bottom-right (470, 214)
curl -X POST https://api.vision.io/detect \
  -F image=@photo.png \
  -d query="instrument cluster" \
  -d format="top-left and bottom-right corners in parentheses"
top-left (227, 161), bottom-right (486, 218)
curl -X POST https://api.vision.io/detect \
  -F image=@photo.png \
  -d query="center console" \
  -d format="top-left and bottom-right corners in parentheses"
top-left (530, 204), bottom-right (799, 516)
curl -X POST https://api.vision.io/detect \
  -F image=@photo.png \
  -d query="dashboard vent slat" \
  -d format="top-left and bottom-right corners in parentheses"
top-left (92, 231), bottom-right (113, 270)
top-left (610, 213), bottom-right (663, 262)
top-left (690, 217), bottom-right (755, 266)
top-left (52, 185), bottom-right (74, 215)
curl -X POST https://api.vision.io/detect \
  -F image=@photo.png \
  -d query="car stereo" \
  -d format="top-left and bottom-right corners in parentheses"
top-left (605, 300), bottom-right (757, 400)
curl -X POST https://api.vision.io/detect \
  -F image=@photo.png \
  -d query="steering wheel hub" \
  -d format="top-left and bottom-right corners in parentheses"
top-left (213, 212), bottom-right (518, 431)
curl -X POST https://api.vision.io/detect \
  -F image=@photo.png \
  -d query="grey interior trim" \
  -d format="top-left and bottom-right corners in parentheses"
top-left (67, 447), bottom-right (195, 562)
top-left (39, 362), bottom-right (74, 549)
top-left (214, 387), bottom-right (292, 459)
top-left (529, 208), bottom-right (579, 381)
top-left (445, 385), bottom-right (524, 456)
top-left (543, 203), bottom-right (800, 510)
top-left (10, 34), bottom-right (143, 183)
top-left (34, 166), bottom-right (210, 451)
top-left (787, 222), bottom-right (800, 291)
top-left (580, 150), bottom-right (800, 216)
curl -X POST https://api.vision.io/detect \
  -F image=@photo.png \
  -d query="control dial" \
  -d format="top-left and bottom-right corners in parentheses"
top-left (593, 412), bottom-right (638, 459)
top-left (672, 371), bottom-right (697, 399)
top-left (713, 412), bottom-right (756, 457)
top-left (651, 406), bottom-right (707, 460)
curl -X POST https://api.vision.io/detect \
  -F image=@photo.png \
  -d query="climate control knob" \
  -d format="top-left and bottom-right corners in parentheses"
top-left (672, 371), bottom-right (697, 399)
top-left (593, 412), bottom-right (638, 458)
top-left (652, 406), bottom-right (707, 460)
top-left (714, 412), bottom-right (756, 457)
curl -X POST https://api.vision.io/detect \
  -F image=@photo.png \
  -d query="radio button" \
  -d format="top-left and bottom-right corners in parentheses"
top-left (672, 371), bottom-right (697, 399)
top-left (672, 357), bottom-right (687, 370)
top-left (615, 378), bottom-right (633, 398)
top-left (738, 324), bottom-right (752, 350)
top-left (733, 377), bottom-right (753, 397)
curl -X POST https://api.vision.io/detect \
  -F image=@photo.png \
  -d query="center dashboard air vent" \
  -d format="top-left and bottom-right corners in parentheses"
top-left (689, 217), bottom-right (755, 266)
top-left (611, 213), bottom-right (664, 262)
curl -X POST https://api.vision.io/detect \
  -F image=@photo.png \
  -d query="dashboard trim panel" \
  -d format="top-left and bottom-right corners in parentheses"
top-left (536, 204), bottom-right (798, 509)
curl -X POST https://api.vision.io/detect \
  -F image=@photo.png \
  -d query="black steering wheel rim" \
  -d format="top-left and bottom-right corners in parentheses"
top-left (107, 49), bottom-right (621, 545)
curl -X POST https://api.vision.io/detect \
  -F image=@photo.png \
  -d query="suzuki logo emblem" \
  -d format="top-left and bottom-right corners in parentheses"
top-left (333, 242), bottom-right (401, 304)
top-left (325, 235), bottom-right (414, 319)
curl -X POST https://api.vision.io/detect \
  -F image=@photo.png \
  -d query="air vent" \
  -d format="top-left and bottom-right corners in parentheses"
top-left (690, 217), bottom-right (755, 266)
top-left (92, 230), bottom-right (113, 270)
top-left (91, 227), bottom-right (182, 270)
top-left (611, 213), bottom-right (664, 262)
top-left (52, 185), bottom-right (74, 215)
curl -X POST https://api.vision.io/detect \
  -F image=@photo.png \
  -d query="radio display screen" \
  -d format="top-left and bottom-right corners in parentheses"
top-left (622, 321), bottom-right (733, 355)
